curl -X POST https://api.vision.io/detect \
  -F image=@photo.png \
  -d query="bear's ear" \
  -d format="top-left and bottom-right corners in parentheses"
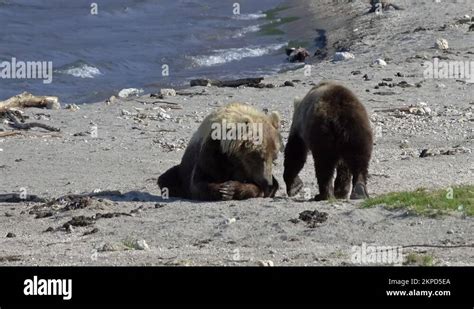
top-left (293, 97), bottom-right (302, 109)
top-left (269, 111), bottom-right (281, 130)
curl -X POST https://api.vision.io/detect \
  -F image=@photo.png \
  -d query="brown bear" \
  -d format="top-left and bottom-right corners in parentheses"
top-left (283, 81), bottom-right (373, 201)
top-left (158, 103), bottom-right (282, 201)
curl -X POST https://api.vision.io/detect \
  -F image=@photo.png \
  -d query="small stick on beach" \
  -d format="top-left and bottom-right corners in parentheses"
top-left (5, 110), bottom-right (60, 132)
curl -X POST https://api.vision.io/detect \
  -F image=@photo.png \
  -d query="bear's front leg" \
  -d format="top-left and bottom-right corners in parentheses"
top-left (218, 181), bottom-right (264, 200)
top-left (263, 176), bottom-right (279, 198)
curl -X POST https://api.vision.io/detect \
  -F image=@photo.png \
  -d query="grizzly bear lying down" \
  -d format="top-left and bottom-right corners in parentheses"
top-left (283, 81), bottom-right (373, 201)
top-left (158, 103), bottom-right (282, 201)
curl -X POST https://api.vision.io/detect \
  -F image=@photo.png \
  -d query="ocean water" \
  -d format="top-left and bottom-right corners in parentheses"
top-left (0, 0), bottom-right (304, 103)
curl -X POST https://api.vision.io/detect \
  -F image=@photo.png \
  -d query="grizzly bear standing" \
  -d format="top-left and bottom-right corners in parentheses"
top-left (158, 103), bottom-right (282, 201)
top-left (283, 81), bottom-right (373, 201)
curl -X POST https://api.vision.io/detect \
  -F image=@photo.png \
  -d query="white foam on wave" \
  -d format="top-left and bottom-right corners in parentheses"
top-left (232, 25), bottom-right (261, 38)
top-left (192, 43), bottom-right (285, 67)
top-left (57, 64), bottom-right (102, 78)
top-left (232, 13), bottom-right (266, 20)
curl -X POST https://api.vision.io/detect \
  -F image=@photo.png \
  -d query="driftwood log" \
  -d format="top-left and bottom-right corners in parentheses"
top-left (0, 92), bottom-right (61, 132)
top-left (190, 77), bottom-right (264, 88)
top-left (0, 92), bottom-right (60, 113)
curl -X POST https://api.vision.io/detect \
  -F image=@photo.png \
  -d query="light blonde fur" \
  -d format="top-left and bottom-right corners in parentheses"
top-left (190, 103), bottom-right (281, 155)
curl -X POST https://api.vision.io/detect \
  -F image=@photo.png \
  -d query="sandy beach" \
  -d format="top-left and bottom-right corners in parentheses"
top-left (0, 0), bottom-right (473, 266)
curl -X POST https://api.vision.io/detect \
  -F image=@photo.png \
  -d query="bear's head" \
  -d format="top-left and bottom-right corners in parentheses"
top-left (207, 103), bottom-right (282, 191)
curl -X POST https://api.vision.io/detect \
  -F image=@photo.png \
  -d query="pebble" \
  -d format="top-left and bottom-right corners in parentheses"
top-left (435, 38), bottom-right (449, 50)
top-left (333, 52), bottom-right (355, 61)
top-left (257, 260), bottom-right (274, 267)
top-left (399, 140), bottom-right (410, 149)
top-left (159, 88), bottom-right (177, 97)
top-left (98, 243), bottom-right (127, 252)
top-left (6, 232), bottom-right (16, 238)
top-left (121, 109), bottom-right (132, 116)
top-left (106, 95), bottom-right (117, 105)
top-left (64, 104), bottom-right (80, 111)
top-left (223, 217), bottom-right (236, 225)
top-left (372, 58), bottom-right (387, 66)
top-left (133, 239), bottom-right (150, 251)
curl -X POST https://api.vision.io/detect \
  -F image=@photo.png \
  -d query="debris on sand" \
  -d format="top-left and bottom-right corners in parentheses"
top-left (257, 260), bottom-right (274, 267)
top-left (298, 210), bottom-right (328, 228)
top-left (63, 216), bottom-right (95, 228)
top-left (0, 255), bottom-right (22, 262)
top-left (132, 239), bottom-right (150, 251)
top-left (372, 58), bottom-right (387, 67)
top-left (118, 88), bottom-right (143, 98)
top-left (440, 147), bottom-right (471, 156)
top-left (64, 104), bottom-right (80, 111)
top-left (190, 77), bottom-right (264, 88)
top-left (6, 232), bottom-right (16, 238)
top-left (98, 242), bottom-right (128, 252)
top-left (420, 146), bottom-right (471, 158)
top-left (82, 228), bottom-right (99, 236)
top-left (105, 95), bottom-right (117, 105)
top-left (63, 196), bottom-right (93, 211)
top-left (222, 217), bottom-right (236, 225)
top-left (420, 149), bottom-right (435, 158)
top-left (159, 88), bottom-right (177, 97)
top-left (333, 52), bottom-right (355, 62)
top-left (29, 195), bottom-right (94, 219)
top-left (407, 105), bottom-right (432, 116)
top-left (435, 38), bottom-right (449, 50)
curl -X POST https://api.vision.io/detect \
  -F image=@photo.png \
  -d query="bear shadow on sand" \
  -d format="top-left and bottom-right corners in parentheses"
top-left (100, 190), bottom-right (220, 204)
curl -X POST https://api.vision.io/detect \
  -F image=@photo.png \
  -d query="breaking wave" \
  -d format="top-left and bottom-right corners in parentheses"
top-left (192, 43), bottom-right (285, 67)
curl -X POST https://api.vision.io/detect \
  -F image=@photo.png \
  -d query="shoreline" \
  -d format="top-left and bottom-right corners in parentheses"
top-left (0, 0), bottom-right (473, 266)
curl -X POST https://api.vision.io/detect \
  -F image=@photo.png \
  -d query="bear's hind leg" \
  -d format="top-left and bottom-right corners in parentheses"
top-left (334, 162), bottom-right (351, 199)
top-left (346, 156), bottom-right (369, 199)
top-left (283, 133), bottom-right (308, 197)
top-left (158, 165), bottom-right (184, 198)
top-left (313, 154), bottom-right (337, 201)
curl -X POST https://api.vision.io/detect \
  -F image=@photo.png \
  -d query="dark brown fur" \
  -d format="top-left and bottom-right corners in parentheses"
top-left (283, 81), bottom-right (373, 201)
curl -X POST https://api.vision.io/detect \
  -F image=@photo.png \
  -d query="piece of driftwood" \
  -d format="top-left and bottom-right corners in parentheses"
top-left (190, 77), bottom-right (264, 88)
top-left (175, 91), bottom-right (209, 96)
top-left (135, 99), bottom-right (183, 109)
top-left (0, 92), bottom-right (60, 112)
top-left (5, 110), bottom-right (60, 132)
top-left (0, 131), bottom-right (22, 137)
top-left (374, 107), bottom-right (411, 113)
